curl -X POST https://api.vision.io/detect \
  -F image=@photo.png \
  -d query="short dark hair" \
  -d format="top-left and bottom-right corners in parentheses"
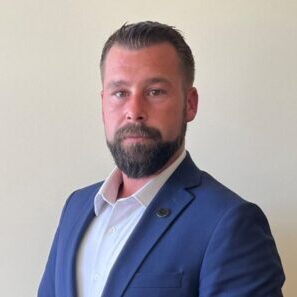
top-left (100, 21), bottom-right (195, 86)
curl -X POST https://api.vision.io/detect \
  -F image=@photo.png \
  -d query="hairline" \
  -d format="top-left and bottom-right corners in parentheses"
top-left (100, 41), bottom-right (191, 88)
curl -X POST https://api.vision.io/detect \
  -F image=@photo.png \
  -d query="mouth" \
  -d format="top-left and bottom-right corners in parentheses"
top-left (114, 124), bottom-right (162, 146)
top-left (122, 135), bottom-right (153, 144)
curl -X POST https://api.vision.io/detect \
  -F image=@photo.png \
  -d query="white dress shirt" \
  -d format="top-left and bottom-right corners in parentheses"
top-left (76, 150), bottom-right (186, 297)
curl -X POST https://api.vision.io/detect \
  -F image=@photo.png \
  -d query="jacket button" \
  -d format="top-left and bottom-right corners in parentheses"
top-left (156, 208), bottom-right (171, 218)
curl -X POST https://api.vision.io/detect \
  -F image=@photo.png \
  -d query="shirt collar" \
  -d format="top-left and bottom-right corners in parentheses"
top-left (94, 150), bottom-right (186, 216)
top-left (133, 150), bottom-right (186, 207)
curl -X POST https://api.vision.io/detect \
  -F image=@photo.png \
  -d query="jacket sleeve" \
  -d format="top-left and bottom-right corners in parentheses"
top-left (38, 195), bottom-right (72, 297)
top-left (199, 202), bottom-right (285, 297)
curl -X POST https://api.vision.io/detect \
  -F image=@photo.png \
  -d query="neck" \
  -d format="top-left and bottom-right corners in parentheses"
top-left (116, 147), bottom-right (184, 199)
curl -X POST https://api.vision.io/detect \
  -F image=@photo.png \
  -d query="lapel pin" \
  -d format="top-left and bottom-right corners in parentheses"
top-left (156, 208), bottom-right (171, 218)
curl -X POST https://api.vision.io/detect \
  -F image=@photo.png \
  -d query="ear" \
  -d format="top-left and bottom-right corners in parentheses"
top-left (186, 87), bottom-right (198, 122)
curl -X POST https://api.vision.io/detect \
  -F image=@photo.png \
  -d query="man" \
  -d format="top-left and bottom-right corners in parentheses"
top-left (39, 21), bottom-right (285, 297)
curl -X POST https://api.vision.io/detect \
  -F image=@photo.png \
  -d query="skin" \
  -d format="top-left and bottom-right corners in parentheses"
top-left (101, 42), bottom-right (198, 197)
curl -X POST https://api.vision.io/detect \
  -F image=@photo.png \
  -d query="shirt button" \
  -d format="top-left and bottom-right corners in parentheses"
top-left (108, 226), bottom-right (117, 234)
top-left (93, 274), bottom-right (100, 281)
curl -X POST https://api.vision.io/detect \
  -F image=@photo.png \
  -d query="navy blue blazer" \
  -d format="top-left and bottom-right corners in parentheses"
top-left (38, 153), bottom-right (285, 296)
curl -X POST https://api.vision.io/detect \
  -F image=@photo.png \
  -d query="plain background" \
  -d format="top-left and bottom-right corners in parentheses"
top-left (1, 0), bottom-right (296, 296)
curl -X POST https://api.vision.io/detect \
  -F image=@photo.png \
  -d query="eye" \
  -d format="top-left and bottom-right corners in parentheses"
top-left (113, 90), bottom-right (129, 98)
top-left (147, 89), bottom-right (166, 96)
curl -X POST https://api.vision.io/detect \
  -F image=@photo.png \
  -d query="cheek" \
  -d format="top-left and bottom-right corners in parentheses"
top-left (102, 99), bottom-right (124, 123)
top-left (158, 111), bottom-right (184, 139)
top-left (102, 110), bottom-right (117, 141)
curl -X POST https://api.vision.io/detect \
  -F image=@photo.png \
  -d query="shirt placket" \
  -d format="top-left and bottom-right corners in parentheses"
top-left (91, 202), bottom-right (123, 297)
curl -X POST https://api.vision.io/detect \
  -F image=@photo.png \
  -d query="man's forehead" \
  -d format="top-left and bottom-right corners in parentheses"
top-left (105, 77), bottom-right (173, 90)
top-left (102, 43), bottom-right (182, 81)
top-left (104, 43), bottom-right (180, 66)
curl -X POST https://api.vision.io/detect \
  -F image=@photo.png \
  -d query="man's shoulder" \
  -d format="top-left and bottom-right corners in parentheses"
top-left (199, 171), bottom-right (244, 200)
top-left (174, 153), bottom-right (249, 211)
top-left (186, 169), bottom-right (257, 224)
top-left (63, 181), bottom-right (104, 209)
top-left (180, 169), bottom-right (271, 245)
top-left (71, 181), bottom-right (104, 196)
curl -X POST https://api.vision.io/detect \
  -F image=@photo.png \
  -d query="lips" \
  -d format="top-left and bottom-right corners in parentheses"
top-left (123, 134), bottom-right (151, 139)
top-left (122, 134), bottom-right (152, 143)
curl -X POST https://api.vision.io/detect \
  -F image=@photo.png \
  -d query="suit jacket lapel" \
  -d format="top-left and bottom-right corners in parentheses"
top-left (59, 187), bottom-right (98, 297)
top-left (102, 153), bottom-right (202, 297)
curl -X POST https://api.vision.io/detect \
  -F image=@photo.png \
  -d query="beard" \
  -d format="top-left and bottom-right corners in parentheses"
top-left (106, 121), bottom-right (187, 178)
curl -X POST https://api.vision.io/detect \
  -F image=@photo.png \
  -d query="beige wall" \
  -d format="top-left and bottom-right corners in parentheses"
top-left (1, 0), bottom-right (296, 296)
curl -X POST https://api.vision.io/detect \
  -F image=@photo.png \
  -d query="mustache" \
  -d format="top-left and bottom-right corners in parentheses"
top-left (114, 124), bottom-right (162, 141)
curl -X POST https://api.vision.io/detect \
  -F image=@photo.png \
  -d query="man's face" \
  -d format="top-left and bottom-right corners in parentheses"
top-left (101, 42), bottom-right (198, 178)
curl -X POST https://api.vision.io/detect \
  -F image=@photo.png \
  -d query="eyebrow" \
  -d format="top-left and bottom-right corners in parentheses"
top-left (106, 77), bottom-right (172, 90)
top-left (144, 77), bottom-right (172, 86)
top-left (106, 80), bottom-right (130, 90)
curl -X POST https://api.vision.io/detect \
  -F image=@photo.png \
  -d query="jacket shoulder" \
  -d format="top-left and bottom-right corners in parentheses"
top-left (62, 181), bottom-right (104, 214)
top-left (70, 181), bottom-right (104, 199)
top-left (193, 170), bottom-right (245, 204)
top-left (186, 170), bottom-right (253, 230)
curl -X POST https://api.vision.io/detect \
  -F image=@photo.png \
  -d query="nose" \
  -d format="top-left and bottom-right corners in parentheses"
top-left (125, 93), bottom-right (147, 122)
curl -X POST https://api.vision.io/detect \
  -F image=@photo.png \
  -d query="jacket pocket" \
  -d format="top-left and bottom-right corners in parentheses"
top-left (130, 272), bottom-right (182, 288)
